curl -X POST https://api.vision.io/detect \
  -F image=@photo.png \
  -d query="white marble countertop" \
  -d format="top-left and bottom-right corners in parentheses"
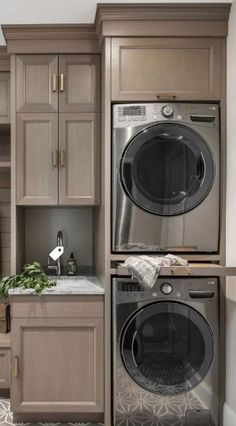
top-left (9, 276), bottom-right (104, 296)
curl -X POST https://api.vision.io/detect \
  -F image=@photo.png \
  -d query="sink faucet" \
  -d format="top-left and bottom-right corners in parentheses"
top-left (47, 231), bottom-right (64, 276)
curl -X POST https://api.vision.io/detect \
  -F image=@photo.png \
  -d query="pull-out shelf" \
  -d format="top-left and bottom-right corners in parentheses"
top-left (112, 263), bottom-right (236, 277)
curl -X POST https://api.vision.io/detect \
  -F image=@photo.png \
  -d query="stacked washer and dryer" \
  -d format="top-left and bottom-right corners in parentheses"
top-left (111, 103), bottom-right (220, 425)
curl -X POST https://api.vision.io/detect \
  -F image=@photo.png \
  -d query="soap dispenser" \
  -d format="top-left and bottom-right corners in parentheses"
top-left (67, 252), bottom-right (77, 275)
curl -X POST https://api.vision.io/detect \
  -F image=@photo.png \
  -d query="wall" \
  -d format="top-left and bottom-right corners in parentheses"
top-left (225, 0), bottom-right (236, 424)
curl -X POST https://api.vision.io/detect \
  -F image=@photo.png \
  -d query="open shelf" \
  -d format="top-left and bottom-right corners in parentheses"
top-left (0, 332), bottom-right (11, 348)
top-left (0, 161), bottom-right (11, 169)
top-left (112, 263), bottom-right (236, 277)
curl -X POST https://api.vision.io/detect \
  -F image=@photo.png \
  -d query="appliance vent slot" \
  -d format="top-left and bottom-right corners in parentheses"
top-left (118, 282), bottom-right (142, 292)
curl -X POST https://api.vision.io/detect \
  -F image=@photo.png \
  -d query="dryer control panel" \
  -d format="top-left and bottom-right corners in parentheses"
top-left (113, 103), bottom-right (219, 128)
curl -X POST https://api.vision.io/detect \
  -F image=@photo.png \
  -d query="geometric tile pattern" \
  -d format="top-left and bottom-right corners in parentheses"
top-left (0, 399), bottom-right (104, 426)
top-left (114, 360), bottom-right (209, 426)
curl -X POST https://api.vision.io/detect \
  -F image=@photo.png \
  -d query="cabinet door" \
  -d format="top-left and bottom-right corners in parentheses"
top-left (11, 317), bottom-right (104, 413)
top-left (59, 113), bottom-right (100, 205)
top-left (0, 72), bottom-right (10, 124)
top-left (112, 38), bottom-right (222, 101)
top-left (59, 55), bottom-right (100, 112)
top-left (16, 55), bottom-right (58, 112)
top-left (0, 348), bottom-right (10, 388)
top-left (16, 113), bottom-right (58, 205)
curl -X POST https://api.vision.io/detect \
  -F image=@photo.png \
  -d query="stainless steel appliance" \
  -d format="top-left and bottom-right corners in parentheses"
top-left (112, 103), bottom-right (220, 253)
top-left (112, 277), bottom-right (219, 426)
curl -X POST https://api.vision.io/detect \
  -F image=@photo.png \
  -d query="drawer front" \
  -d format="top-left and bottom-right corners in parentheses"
top-left (112, 37), bottom-right (222, 101)
top-left (12, 296), bottom-right (104, 318)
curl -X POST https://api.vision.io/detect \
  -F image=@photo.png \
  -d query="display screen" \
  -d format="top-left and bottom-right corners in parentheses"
top-left (122, 105), bottom-right (146, 116)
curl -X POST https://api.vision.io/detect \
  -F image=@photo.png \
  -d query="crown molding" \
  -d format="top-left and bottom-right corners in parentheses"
top-left (1, 24), bottom-right (99, 54)
top-left (95, 3), bottom-right (231, 45)
top-left (0, 45), bottom-right (10, 71)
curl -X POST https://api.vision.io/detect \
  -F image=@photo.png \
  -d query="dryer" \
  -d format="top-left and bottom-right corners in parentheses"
top-left (112, 277), bottom-right (219, 426)
top-left (112, 103), bottom-right (220, 253)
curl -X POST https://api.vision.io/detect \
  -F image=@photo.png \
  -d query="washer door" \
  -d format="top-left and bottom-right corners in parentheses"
top-left (121, 123), bottom-right (215, 216)
top-left (121, 302), bottom-right (214, 395)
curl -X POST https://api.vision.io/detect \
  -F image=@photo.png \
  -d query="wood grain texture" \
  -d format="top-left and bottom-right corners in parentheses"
top-left (16, 113), bottom-right (58, 205)
top-left (11, 302), bottom-right (104, 414)
top-left (112, 37), bottom-right (222, 101)
top-left (59, 55), bottom-right (100, 113)
top-left (59, 113), bottom-right (100, 205)
top-left (0, 73), bottom-right (10, 124)
top-left (16, 55), bottom-right (58, 113)
top-left (0, 348), bottom-right (10, 388)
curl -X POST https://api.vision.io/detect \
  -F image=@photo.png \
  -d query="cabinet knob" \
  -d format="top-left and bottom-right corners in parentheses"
top-left (13, 356), bottom-right (19, 377)
top-left (60, 73), bottom-right (65, 92)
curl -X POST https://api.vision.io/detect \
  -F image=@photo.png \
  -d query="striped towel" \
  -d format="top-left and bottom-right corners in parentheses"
top-left (123, 254), bottom-right (188, 288)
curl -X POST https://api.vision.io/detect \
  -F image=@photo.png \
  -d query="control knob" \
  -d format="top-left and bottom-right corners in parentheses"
top-left (161, 282), bottom-right (173, 295)
top-left (161, 105), bottom-right (174, 118)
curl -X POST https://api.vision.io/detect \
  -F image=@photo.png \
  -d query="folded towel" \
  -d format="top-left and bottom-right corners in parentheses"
top-left (123, 254), bottom-right (188, 288)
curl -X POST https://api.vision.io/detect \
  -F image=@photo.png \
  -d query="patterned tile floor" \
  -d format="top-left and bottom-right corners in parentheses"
top-left (0, 399), bottom-right (104, 426)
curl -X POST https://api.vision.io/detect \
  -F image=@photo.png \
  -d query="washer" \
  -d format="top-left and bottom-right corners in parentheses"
top-left (112, 277), bottom-right (219, 426)
top-left (112, 103), bottom-right (220, 253)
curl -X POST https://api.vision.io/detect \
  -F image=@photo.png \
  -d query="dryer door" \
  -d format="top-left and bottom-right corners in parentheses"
top-left (121, 301), bottom-right (214, 395)
top-left (121, 123), bottom-right (215, 216)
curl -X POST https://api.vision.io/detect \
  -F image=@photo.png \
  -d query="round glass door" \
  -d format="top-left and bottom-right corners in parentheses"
top-left (121, 302), bottom-right (214, 395)
top-left (121, 123), bottom-right (215, 216)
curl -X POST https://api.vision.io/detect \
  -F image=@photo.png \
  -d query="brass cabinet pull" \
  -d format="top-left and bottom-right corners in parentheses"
top-left (156, 93), bottom-right (177, 100)
top-left (13, 356), bottom-right (19, 377)
top-left (52, 150), bottom-right (58, 167)
top-left (60, 149), bottom-right (65, 167)
top-left (60, 73), bottom-right (65, 92)
top-left (52, 74), bottom-right (57, 92)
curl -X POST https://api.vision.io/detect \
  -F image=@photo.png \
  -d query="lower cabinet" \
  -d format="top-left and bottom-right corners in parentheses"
top-left (11, 296), bottom-right (104, 416)
top-left (0, 347), bottom-right (10, 389)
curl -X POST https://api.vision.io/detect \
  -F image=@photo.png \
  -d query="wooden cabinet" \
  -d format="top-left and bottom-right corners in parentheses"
top-left (16, 55), bottom-right (58, 113)
top-left (15, 54), bottom-right (100, 206)
top-left (16, 113), bottom-right (58, 205)
top-left (59, 55), bottom-right (100, 112)
top-left (16, 54), bottom-right (100, 113)
top-left (59, 113), bottom-right (100, 205)
top-left (112, 38), bottom-right (222, 101)
top-left (0, 72), bottom-right (10, 124)
top-left (11, 296), bottom-right (104, 415)
top-left (0, 333), bottom-right (11, 389)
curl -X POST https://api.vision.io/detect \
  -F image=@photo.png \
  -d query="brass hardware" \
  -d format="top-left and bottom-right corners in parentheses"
top-left (60, 73), bottom-right (65, 92)
top-left (60, 149), bottom-right (65, 167)
top-left (52, 151), bottom-right (58, 167)
top-left (156, 93), bottom-right (177, 100)
top-left (52, 74), bottom-right (57, 92)
top-left (13, 356), bottom-right (19, 377)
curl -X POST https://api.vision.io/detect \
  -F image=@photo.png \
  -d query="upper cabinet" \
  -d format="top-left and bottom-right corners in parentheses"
top-left (15, 53), bottom-right (100, 206)
top-left (16, 54), bottom-right (100, 113)
top-left (16, 55), bottom-right (58, 113)
top-left (0, 72), bottom-right (10, 124)
top-left (59, 55), bottom-right (100, 112)
top-left (111, 38), bottom-right (222, 101)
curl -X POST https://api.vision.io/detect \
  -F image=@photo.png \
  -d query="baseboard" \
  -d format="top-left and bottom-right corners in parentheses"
top-left (223, 403), bottom-right (236, 425)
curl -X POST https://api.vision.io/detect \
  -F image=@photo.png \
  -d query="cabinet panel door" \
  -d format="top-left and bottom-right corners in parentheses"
top-left (59, 55), bottom-right (100, 112)
top-left (112, 38), bottom-right (222, 101)
top-left (11, 317), bottom-right (104, 413)
top-left (59, 113), bottom-right (100, 205)
top-left (0, 72), bottom-right (10, 124)
top-left (16, 55), bottom-right (58, 112)
top-left (16, 113), bottom-right (58, 205)
top-left (0, 349), bottom-right (10, 388)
